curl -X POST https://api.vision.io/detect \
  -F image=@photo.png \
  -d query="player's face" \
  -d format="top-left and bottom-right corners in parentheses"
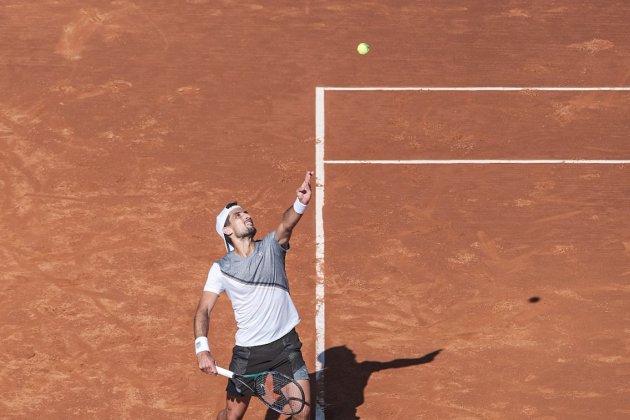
top-left (228, 208), bottom-right (256, 238)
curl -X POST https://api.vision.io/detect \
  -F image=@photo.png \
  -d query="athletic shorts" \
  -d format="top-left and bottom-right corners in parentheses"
top-left (227, 328), bottom-right (308, 397)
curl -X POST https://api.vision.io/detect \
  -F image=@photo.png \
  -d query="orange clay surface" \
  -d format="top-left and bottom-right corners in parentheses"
top-left (1, 2), bottom-right (630, 419)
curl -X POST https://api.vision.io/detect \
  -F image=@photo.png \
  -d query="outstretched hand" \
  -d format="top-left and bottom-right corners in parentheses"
top-left (297, 171), bottom-right (313, 205)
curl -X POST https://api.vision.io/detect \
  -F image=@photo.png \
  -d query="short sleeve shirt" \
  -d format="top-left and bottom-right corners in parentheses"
top-left (204, 232), bottom-right (300, 346)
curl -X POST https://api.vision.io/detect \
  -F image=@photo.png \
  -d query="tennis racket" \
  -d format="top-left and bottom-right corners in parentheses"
top-left (216, 366), bottom-right (305, 415)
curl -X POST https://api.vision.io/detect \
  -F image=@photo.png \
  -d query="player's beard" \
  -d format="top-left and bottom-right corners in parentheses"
top-left (242, 226), bottom-right (256, 239)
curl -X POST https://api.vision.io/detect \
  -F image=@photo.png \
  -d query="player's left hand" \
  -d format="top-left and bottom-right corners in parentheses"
top-left (296, 171), bottom-right (313, 205)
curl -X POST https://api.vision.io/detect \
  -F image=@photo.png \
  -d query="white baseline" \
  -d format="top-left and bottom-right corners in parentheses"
top-left (322, 86), bottom-right (630, 91)
top-left (325, 159), bottom-right (630, 165)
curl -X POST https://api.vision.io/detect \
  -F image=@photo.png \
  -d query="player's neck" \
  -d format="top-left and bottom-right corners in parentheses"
top-left (232, 237), bottom-right (256, 257)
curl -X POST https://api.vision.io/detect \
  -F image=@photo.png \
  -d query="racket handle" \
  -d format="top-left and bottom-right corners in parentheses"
top-left (215, 366), bottom-right (234, 378)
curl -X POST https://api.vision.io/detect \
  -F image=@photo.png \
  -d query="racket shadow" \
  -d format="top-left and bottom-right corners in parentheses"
top-left (264, 346), bottom-right (442, 419)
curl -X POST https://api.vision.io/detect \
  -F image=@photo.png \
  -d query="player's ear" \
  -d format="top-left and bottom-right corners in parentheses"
top-left (223, 226), bottom-right (233, 236)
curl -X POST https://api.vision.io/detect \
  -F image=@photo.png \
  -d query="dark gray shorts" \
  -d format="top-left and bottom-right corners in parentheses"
top-left (227, 329), bottom-right (308, 397)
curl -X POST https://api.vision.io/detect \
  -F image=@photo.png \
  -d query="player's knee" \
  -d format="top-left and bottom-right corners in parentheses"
top-left (301, 404), bottom-right (311, 419)
top-left (221, 400), bottom-right (247, 420)
top-left (224, 407), bottom-right (245, 420)
top-left (291, 402), bottom-right (310, 420)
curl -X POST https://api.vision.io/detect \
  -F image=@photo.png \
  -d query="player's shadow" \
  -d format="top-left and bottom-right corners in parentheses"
top-left (264, 346), bottom-right (442, 419)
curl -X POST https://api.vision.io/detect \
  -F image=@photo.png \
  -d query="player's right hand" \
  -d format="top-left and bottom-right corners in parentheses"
top-left (197, 351), bottom-right (218, 375)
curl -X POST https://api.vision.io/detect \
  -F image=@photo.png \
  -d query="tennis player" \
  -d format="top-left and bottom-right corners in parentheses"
top-left (194, 171), bottom-right (313, 420)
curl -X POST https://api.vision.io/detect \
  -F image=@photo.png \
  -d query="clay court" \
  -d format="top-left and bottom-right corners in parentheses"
top-left (1, 1), bottom-right (630, 419)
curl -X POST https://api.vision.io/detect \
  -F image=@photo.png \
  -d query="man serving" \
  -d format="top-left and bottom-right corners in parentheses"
top-left (194, 171), bottom-right (313, 420)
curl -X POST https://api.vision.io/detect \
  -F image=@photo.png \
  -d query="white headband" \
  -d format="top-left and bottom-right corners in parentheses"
top-left (215, 205), bottom-right (242, 252)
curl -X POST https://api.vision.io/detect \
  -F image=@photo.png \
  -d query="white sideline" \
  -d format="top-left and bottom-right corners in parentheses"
top-left (314, 87), bottom-right (326, 420)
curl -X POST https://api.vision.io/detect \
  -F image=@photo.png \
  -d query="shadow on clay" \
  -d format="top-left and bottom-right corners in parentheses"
top-left (264, 346), bottom-right (443, 420)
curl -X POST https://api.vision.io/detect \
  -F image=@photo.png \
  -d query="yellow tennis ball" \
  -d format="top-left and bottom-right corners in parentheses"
top-left (357, 42), bottom-right (370, 55)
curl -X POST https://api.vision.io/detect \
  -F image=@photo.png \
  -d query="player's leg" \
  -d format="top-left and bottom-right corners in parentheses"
top-left (292, 376), bottom-right (311, 419)
top-left (219, 343), bottom-right (252, 419)
top-left (282, 330), bottom-right (311, 419)
top-left (216, 393), bottom-right (251, 420)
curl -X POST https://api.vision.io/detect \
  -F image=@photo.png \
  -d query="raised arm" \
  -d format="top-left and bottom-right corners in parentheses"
top-left (275, 171), bottom-right (313, 247)
top-left (193, 291), bottom-right (220, 374)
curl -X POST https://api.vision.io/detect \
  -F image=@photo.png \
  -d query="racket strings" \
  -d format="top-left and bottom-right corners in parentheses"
top-left (254, 372), bottom-right (304, 412)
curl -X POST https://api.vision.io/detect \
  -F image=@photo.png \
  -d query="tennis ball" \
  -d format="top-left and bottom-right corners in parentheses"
top-left (357, 42), bottom-right (370, 55)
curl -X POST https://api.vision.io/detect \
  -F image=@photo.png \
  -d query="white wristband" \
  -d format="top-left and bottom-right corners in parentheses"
top-left (195, 336), bottom-right (210, 354)
top-left (293, 198), bottom-right (307, 214)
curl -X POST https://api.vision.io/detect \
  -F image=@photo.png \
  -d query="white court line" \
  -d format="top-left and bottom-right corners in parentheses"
top-left (313, 86), bottom-right (630, 420)
top-left (325, 159), bottom-right (630, 165)
top-left (322, 86), bottom-right (630, 91)
top-left (314, 87), bottom-right (326, 420)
